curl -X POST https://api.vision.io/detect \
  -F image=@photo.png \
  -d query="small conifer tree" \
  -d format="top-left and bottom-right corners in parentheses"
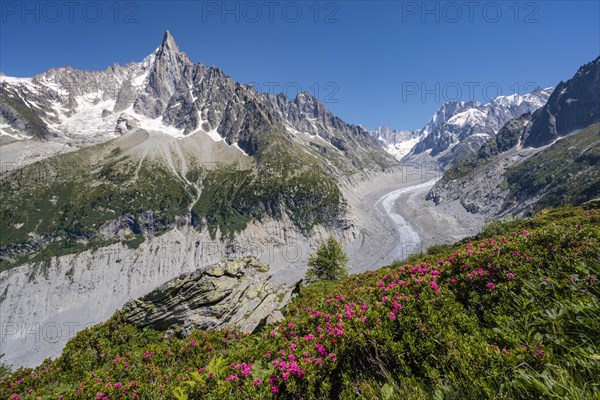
top-left (305, 236), bottom-right (348, 283)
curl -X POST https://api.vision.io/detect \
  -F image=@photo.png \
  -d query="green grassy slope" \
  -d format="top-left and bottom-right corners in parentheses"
top-left (2, 204), bottom-right (598, 399)
top-left (506, 123), bottom-right (600, 211)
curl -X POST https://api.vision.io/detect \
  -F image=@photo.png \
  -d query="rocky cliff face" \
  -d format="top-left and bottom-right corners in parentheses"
top-left (523, 56), bottom-right (600, 147)
top-left (0, 85), bottom-right (51, 140)
top-left (122, 257), bottom-right (293, 334)
top-left (0, 213), bottom-right (349, 369)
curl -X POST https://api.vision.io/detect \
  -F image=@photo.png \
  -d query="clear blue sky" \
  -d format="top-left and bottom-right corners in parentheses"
top-left (1, 1), bottom-right (599, 130)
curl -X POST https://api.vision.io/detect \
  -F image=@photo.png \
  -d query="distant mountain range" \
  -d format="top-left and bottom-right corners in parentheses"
top-left (371, 87), bottom-right (553, 167)
top-left (0, 31), bottom-right (393, 172)
top-left (369, 126), bottom-right (421, 160)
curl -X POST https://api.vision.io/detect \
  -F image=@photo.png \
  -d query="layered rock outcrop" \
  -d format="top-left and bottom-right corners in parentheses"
top-left (122, 257), bottom-right (293, 334)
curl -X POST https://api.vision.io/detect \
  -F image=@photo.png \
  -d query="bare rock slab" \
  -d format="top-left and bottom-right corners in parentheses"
top-left (121, 256), bottom-right (293, 334)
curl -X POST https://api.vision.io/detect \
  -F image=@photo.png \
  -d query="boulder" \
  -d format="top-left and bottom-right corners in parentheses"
top-left (121, 256), bottom-right (292, 334)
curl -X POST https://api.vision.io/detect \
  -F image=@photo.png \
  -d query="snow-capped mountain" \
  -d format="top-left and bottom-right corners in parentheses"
top-left (404, 87), bottom-right (553, 167)
top-left (0, 31), bottom-right (391, 170)
top-left (369, 126), bottom-right (422, 160)
top-left (0, 49), bottom-right (157, 142)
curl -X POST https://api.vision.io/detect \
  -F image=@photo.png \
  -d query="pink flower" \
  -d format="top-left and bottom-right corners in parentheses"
top-left (522, 230), bottom-right (530, 236)
top-left (430, 281), bottom-right (440, 292)
top-left (487, 283), bottom-right (496, 290)
top-left (188, 340), bottom-right (197, 346)
top-left (505, 273), bottom-right (515, 279)
top-left (272, 385), bottom-right (279, 393)
top-left (450, 278), bottom-right (457, 284)
top-left (536, 348), bottom-right (544, 358)
top-left (253, 379), bottom-right (262, 386)
top-left (290, 343), bottom-right (296, 350)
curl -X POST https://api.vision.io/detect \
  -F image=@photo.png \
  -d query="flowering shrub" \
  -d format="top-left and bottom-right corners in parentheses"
top-left (1, 206), bottom-right (599, 399)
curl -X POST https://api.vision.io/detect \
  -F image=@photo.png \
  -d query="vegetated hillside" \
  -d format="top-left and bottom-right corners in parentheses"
top-left (0, 125), bottom-right (346, 272)
top-left (431, 123), bottom-right (600, 217)
top-left (2, 204), bottom-right (599, 399)
top-left (505, 126), bottom-right (600, 212)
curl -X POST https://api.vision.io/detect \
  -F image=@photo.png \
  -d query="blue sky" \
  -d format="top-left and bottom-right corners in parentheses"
top-left (1, 1), bottom-right (599, 130)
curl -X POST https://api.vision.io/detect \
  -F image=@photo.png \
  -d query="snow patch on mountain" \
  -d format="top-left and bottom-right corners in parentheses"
top-left (370, 126), bottom-right (423, 160)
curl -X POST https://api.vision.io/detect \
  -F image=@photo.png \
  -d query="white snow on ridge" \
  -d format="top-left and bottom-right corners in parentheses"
top-left (447, 108), bottom-right (486, 127)
top-left (133, 70), bottom-right (149, 86)
top-left (45, 96), bottom-right (119, 138)
top-left (386, 137), bottom-right (420, 160)
top-left (133, 113), bottom-right (186, 138)
top-left (0, 76), bottom-right (33, 85)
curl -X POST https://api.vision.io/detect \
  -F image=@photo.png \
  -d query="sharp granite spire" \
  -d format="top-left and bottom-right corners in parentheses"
top-left (133, 31), bottom-right (192, 118)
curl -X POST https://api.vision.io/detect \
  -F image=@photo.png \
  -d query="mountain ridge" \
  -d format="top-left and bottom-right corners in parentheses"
top-left (427, 55), bottom-right (600, 218)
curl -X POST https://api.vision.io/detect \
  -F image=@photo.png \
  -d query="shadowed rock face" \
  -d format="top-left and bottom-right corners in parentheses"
top-left (121, 257), bottom-right (294, 334)
top-left (0, 85), bottom-right (50, 139)
top-left (524, 56), bottom-right (600, 147)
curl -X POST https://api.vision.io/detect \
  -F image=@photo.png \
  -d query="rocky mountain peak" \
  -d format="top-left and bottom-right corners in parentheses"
top-left (523, 56), bottom-right (599, 147)
top-left (155, 30), bottom-right (189, 65)
top-left (133, 31), bottom-right (192, 118)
